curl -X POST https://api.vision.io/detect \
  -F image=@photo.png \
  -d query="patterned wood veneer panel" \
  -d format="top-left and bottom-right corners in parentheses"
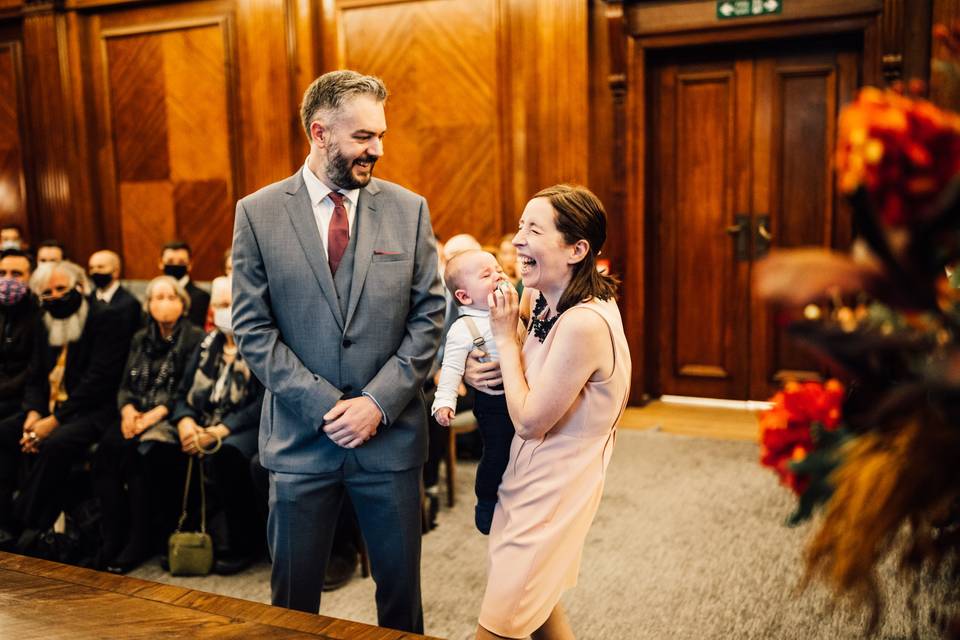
top-left (0, 43), bottom-right (25, 224)
top-left (104, 22), bottom-right (235, 279)
top-left (107, 35), bottom-right (170, 182)
top-left (119, 181), bottom-right (176, 277)
top-left (174, 179), bottom-right (231, 280)
top-left (340, 0), bottom-right (503, 243)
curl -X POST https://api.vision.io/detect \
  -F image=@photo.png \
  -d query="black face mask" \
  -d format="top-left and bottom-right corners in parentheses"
top-left (163, 264), bottom-right (188, 280)
top-left (43, 288), bottom-right (83, 320)
top-left (89, 272), bottom-right (113, 290)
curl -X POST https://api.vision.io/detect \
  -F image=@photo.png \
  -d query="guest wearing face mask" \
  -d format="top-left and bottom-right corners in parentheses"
top-left (92, 276), bottom-right (205, 573)
top-left (36, 239), bottom-right (66, 265)
top-left (0, 225), bottom-right (24, 251)
top-left (164, 276), bottom-right (264, 575)
top-left (0, 261), bottom-right (127, 552)
top-left (0, 249), bottom-right (39, 421)
top-left (159, 241), bottom-right (209, 328)
top-left (88, 250), bottom-right (143, 341)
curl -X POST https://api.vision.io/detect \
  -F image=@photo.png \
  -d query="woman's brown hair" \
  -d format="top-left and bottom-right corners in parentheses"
top-left (532, 184), bottom-right (619, 313)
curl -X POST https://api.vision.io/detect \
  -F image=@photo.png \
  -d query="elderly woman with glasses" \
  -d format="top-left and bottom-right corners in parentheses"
top-left (92, 275), bottom-right (205, 573)
top-left (160, 276), bottom-right (264, 575)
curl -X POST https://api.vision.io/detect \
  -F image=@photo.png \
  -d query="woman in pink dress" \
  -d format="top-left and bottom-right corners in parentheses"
top-left (474, 184), bottom-right (631, 639)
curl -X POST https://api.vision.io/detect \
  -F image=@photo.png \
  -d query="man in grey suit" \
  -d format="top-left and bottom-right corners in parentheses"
top-left (231, 70), bottom-right (444, 633)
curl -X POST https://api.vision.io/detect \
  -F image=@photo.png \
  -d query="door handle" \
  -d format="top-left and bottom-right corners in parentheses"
top-left (726, 213), bottom-right (750, 262)
top-left (755, 215), bottom-right (773, 258)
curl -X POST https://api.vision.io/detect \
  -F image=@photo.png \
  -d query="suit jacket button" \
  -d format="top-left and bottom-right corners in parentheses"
top-left (342, 339), bottom-right (352, 348)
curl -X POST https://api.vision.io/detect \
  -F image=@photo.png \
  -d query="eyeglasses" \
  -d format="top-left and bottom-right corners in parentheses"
top-left (38, 284), bottom-right (72, 301)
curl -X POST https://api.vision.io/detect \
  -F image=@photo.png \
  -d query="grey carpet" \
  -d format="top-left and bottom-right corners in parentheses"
top-left (131, 429), bottom-right (942, 639)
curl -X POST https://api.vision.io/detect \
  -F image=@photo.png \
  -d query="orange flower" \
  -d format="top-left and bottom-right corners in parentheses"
top-left (836, 88), bottom-right (960, 226)
top-left (759, 380), bottom-right (846, 495)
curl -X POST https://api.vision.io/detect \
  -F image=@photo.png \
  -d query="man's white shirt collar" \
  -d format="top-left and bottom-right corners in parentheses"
top-left (96, 280), bottom-right (120, 303)
top-left (302, 163), bottom-right (360, 209)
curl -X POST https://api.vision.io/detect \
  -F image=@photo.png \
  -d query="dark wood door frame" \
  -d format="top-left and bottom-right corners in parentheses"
top-left (622, 1), bottom-right (884, 404)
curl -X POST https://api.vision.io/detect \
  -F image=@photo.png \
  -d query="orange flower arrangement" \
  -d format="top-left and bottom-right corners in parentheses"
top-left (836, 87), bottom-right (960, 227)
top-left (759, 380), bottom-right (844, 496)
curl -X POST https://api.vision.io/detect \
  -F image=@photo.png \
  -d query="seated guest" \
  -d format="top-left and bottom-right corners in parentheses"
top-left (0, 261), bottom-right (127, 551)
top-left (88, 250), bottom-right (143, 340)
top-left (1, 224), bottom-right (24, 251)
top-left (167, 276), bottom-right (263, 575)
top-left (36, 239), bottom-right (66, 265)
top-left (93, 276), bottom-right (205, 573)
top-left (0, 249), bottom-right (39, 421)
top-left (159, 241), bottom-right (209, 328)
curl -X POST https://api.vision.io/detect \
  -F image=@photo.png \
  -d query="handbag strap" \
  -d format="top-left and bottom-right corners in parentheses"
top-left (175, 456), bottom-right (208, 534)
top-left (174, 430), bottom-right (223, 534)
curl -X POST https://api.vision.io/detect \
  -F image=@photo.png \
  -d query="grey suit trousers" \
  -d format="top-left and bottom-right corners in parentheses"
top-left (268, 453), bottom-right (423, 633)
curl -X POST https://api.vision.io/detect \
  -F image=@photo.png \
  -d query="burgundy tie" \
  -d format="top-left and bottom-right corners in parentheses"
top-left (327, 191), bottom-right (349, 275)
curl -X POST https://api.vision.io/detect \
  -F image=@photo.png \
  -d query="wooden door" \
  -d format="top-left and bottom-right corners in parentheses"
top-left (650, 38), bottom-right (859, 400)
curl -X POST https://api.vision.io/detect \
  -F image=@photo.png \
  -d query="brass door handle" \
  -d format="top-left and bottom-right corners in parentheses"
top-left (758, 222), bottom-right (772, 241)
top-left (755, 215), bottom-right (772, 258)
top-left (727, 213), bottom-right (750, 262)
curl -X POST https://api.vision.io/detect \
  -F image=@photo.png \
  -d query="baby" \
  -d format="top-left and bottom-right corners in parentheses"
top-left (432, 249), bottom-right (515, 534)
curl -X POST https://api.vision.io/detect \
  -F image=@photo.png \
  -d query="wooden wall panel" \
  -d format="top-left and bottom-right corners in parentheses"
top-left (322, 0), bottom-right (589, 244)
top-left (0, 38), bottom-right (28, 235)
top-left (74, 0), bottom-right (295, 280)
top-left (97, 17), bottom-right (237, 279)
top-left (334, 0), bottom-right (504, 243)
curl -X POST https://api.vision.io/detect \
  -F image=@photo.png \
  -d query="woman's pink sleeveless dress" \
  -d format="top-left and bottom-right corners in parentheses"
top-left (478, 298), bottom-right (631, 638)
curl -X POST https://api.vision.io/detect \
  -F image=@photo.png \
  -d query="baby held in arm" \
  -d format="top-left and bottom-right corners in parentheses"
top-left (431, 250), bottom-right (516, 534)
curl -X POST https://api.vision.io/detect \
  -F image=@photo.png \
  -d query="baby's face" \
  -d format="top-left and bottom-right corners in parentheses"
top-left (459, 252), bottom-right (506, 309)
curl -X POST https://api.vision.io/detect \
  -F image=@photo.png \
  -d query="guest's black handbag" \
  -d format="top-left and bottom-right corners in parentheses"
top-left (167, 434), bottom-right (221, 576)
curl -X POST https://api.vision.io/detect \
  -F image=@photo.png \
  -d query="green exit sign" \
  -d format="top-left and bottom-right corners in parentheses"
top-left (717, 0), bottom-right (782, 19)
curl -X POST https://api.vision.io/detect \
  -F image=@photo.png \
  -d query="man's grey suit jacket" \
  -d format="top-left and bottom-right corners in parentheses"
top-left (231, 171), bottom-right (445, 475)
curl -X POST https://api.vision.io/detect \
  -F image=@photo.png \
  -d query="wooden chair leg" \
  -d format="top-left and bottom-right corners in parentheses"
top-left (446, 426), bottom-right (457, 507)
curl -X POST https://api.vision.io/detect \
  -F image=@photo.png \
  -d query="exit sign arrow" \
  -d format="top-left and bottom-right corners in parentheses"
top-left (717, 0), bottom-right (782, 20)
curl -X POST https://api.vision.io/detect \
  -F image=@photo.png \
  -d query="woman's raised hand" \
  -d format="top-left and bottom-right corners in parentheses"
top-left (488, 280), bottom-right (519, 341)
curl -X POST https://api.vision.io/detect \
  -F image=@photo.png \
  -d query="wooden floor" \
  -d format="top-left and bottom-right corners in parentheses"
top-left (0, 552), bottom-right (438, 640)
top-left (619, 400), bottom-right (760, 441)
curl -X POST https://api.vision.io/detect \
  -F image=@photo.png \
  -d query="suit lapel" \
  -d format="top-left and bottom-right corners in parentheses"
top-left (344, 181), bottom-right (381, 330)
top-left (283, 173), bottom-right (344, 330)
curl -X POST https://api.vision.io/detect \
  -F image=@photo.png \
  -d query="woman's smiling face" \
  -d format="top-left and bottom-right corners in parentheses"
top-left (512, 197), bottom-right (575, 293)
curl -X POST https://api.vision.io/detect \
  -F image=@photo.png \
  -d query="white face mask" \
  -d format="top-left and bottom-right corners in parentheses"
top-left (0, 240), bottom-right (21, 251)
top-left (213, 306), bottom-right (233, 335)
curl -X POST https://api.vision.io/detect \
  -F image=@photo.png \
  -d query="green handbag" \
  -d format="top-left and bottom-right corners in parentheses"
top-left (167, 434), bottom-right (221, 576)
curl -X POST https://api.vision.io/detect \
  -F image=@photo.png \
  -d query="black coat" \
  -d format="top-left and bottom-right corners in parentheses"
top-left (107, 285), bottom-right (145, 342)
top-left (184, 280), bottom-right (210, 329)
top-left (23, 300), bottom-right (129, 423)
top-left (0, 294), bottom-right (41, 402)
top-left (116, 318), bottom-right (206, 414)
top-left (172, 331), bottom-right (262, 457)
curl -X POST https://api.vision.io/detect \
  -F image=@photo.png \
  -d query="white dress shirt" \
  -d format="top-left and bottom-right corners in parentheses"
top-left (95, 280), bottom-right (119, 304)
top-left (302, 161), bottom-right (385, 424)
top-left (301, 162), bottom-right (360, 256)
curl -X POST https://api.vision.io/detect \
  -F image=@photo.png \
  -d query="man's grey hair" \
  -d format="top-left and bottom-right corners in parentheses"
top-left (300, 70), bottom-right (388, 141)
top-left (29, 260), bottom-right (88, 297)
